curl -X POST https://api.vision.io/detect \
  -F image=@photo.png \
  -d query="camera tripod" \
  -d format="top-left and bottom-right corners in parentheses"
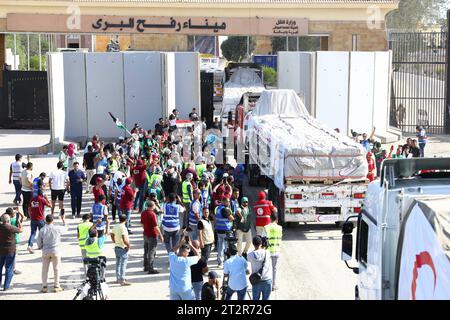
top-left (73, 257), bottom-right (107, 300)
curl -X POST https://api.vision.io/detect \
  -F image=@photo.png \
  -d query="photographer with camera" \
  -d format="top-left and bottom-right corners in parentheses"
top-left (247, 235), bottom-right (273, 300)
top-left (215, 197), bottom-right (235, 267)
top-left (169, 230), bottom-right (200, 300)
top-left (223, 242), bottom-right (249, 300)
top-left (201, 271), bottom-right (220, 300)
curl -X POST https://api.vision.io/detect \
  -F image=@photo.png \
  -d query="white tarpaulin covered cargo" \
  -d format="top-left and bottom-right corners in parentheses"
top-left (248, 90), bottom-right (368, 189)
top-left (397, 197), bottom-right (450, 300)
top-left (221, 67), bottom-right (265, 115)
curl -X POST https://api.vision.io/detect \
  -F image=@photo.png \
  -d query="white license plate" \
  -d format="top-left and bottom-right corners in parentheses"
top-left (316, 214), bottom-right (340, 222)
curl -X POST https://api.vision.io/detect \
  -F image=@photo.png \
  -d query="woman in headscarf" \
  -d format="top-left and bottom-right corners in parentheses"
top-left (67, 143), bottom-right (78, 171)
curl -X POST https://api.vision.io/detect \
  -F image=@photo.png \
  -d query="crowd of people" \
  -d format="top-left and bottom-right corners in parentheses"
top-left (353, 125), bottom-right (428, 182)
top-left (1, 108), bottom-right (283, 300)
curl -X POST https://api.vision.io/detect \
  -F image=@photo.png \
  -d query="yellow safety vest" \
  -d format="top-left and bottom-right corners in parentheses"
top-left (182, 180), bottom-right (192, 203)
top-left (78, 222), bottom-right (93, 249)
top-left (264, 223), bottom-right (282, 254)
top-left (108, 159), bottom-right (119, 173)
top-left (195, 164), bottom-right (207, 178)
top-left (85, 238), bottom-right (102, 258)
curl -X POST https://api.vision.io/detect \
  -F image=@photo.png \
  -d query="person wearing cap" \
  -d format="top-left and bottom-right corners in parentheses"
top-left (119, 178), bottom-right (136, 234)
top-left (9, 153), bottom-right (24, 205)
top-left (181, 173), bottom-right (194, 226)
top-left (215, 197), bottom-right (235, 267)
top-left (236, 197), bottom-right (252, 258)
top-left (132, 159), bottom-right (147, 212)
top-left (201, 271), bottom-right (220, 300)
top-left (248, 236), bottom-right (273, 300)
top-left (264, 212), bottom-right (283, 291)
top-left (223, 243), bottom-right (249, 300)
top-left (253, 191), bottom-right (277, 237)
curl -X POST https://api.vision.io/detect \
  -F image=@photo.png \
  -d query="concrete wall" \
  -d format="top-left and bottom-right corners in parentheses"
top-left (278, 50), bottom-right (392, 135)
top-left (47, 51), bottom-right (200, 142)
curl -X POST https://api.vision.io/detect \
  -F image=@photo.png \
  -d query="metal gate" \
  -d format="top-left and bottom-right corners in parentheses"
top-left (389, 32), bottom-right (447, 134)
top-left (0, 71), bottom-right (49, 129)
top-left (200, 71), bottom-right (214, 128)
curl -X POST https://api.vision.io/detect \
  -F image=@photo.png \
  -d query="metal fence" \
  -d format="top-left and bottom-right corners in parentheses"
top-left (0, 71), bottom-right (49, 129)
top-left (389, 32), bottom-right (447, 134)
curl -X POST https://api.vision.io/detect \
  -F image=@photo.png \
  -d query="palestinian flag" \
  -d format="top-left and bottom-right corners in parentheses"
top-left (108, 112), bottom-right (126, 130)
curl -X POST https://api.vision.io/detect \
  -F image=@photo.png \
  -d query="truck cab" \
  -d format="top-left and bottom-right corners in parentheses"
top-left (341, 158), bottom-right (450, 300)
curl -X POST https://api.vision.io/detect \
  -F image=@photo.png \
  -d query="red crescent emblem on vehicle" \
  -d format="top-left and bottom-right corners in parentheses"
top-left (411, 251), bottom-right (437, 300)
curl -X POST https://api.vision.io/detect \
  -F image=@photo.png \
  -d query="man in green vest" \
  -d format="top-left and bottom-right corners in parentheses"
top-left (264, 212), bottom-right (283, 291)
top-left (84, 226), bottom-right (106, 279)
top-left (77, 214), bottom-right (93, 271)
top-left (195, 156), bottom-right (207, 178)
top-left (181, 173), bottom-right (194, 227)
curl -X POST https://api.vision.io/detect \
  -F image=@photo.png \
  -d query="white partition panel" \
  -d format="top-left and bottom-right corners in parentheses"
top-left (62, 52), bottom-right (87, 140)
top-left (123, 52), bottom-right (163, 130)
top-left (315, 51), bottom-right (350, 134)
top-left (277, 52), bottom-right (314, 114)
top-left (348, 52), bottom-right (375, 135)
top-left (162, 52), bottom-right (176, 119)
top-left (47, 53), bottom-right (66, 149)
top-left (372, 51), bottom-right (392, 133)
top-left (86, 53), bottom-right (125, 138)
top-left (174, 52), bottom-right (201, 119)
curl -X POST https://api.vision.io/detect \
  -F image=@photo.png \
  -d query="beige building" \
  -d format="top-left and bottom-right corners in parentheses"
top-left (0, 0), bottom-right (399, 67)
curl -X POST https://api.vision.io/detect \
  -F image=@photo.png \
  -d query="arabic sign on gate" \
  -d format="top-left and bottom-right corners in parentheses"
top-left (7, 13), bottom-right (308, 36)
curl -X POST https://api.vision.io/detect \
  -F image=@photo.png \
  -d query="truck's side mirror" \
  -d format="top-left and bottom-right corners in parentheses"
top-left (341, 221), bottom-right (354, 261)
top-left (341, 234), bottom-right (353, 261)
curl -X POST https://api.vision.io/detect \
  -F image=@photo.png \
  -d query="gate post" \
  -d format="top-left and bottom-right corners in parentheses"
top-left (446, 10), bottom-right (450, 134)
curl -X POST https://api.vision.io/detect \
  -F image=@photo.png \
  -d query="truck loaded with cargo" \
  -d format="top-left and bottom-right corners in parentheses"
top-left (239, 89), bottom-right (369, 226)
top-left (341, 158), bottom-right (450, 300)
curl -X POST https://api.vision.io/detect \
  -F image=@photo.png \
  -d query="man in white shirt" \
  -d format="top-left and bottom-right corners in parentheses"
top-left (48, 161), bottom-right (69, 225)
top-left (9, 154), bottom-right (24, 205)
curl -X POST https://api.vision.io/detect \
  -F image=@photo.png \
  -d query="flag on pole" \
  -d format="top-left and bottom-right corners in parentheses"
top-left (108, 112), bottom-right (132, 136)
top-left (108, 112), bottom-right (125, 130)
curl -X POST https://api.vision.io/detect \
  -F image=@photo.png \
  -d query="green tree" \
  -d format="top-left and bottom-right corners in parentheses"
top-left (5, 34), bottom-right (50, 70)
top-left (262, 66), bottom-right (277, 87)
top-left (220, 36), bottom-right (256, 62)
top-left (386, 0), bottom-right (448, 31)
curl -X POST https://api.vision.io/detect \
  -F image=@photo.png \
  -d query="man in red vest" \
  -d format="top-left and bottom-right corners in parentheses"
top-left (253, 191), bottom-right (277, 236)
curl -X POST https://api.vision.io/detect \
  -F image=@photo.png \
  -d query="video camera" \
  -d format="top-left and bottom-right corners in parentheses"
top-left (84, 257), bottom-right (107, 284)
top-left (224, 235), bottom-right (238, 260)
top-left (261, 236), bottom-right (271, 249)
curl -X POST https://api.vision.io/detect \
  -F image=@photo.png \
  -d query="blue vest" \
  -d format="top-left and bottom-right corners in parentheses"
top-left (32, 177), bottom-right (41, 198)
top-left (201, 189), bottom-right (210, 206)
top-left (162, 203), bottom-right (180, 229)
top-left (215, 205), bottom-right (232, 231)
top-left (92, 203), bottom-right (106, 230)
top-left (189, 200), bottom-right (201, 227)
